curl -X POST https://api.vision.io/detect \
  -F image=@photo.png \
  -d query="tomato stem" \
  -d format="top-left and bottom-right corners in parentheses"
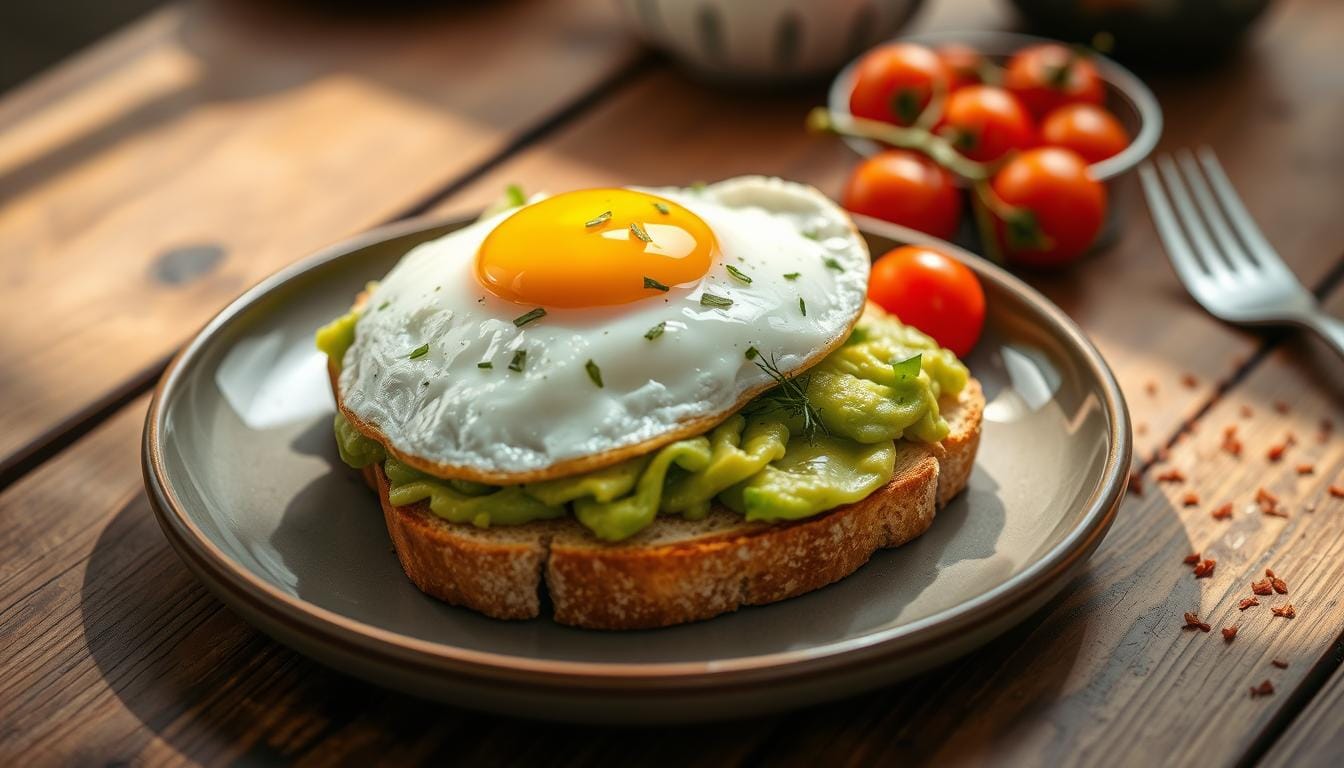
top-left (806, 108), bottom-right (995, 181)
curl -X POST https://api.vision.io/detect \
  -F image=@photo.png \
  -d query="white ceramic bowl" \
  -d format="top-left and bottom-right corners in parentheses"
top-left (615, 0), bottom-right (926, 82)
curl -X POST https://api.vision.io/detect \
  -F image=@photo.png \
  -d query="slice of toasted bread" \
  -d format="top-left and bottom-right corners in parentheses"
top-left (357, 378), bottom-right (983, 630)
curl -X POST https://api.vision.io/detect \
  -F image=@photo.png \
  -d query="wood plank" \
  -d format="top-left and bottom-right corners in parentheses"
top-left (1263, 652), bottom-right (1344, 767)
top-left (437, 0), bottom-right (1344, 467)
top-left (0, 0), bottom-right (640, 476)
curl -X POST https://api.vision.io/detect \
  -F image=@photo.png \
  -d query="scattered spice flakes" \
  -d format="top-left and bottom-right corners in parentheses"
top-left (1271, 658), bottom-right (1290, 669)
top-left (1329, 485), bottom-right (1344, 498)
top-left (1271, 576), bottom-right (1288, 594)
top-left (1183, 552), bottom-right (1202, 565)
top-left (1296, 463), bottom-right (1315, 475)
top-left (1256, 487), bottom-right (1286, 517)
top-left (1250, 680), bottom-right (1275, 698)
top-left (1267, 441), bottom-right (1288, 462)
top-left (1239, 597), bottom-right (1260, 610)
top-left (1128, 471), bottom-right (1145, 497)
top-left (1183, 612), bottom-right (1212, 632)
top-left (1222, 626), bottom-right (1238, 642)
top-left (1193, 559), bottom-right (1216, 579)
top-left (1211, 502), bottom-right (1233, 520)
top-left (1144, 380), bottom-right (1158, 396)
top-left (1251, 579), bottom-right (1274, 596)
top-left (1240, 404), bottom-right (1254, 418)
top-left (1273, 400), bottom-right (1290, 414)
top-left (1221, 424), bottom-right (1243, 457)
top-left (1271, 604), bottom-right (1296, 619)
top-left (1181, 373), bottom-right (1198, 389)
top-left (1156, 468), bottom-right (1187, 483)
top-left (1182, 491), bottom-right (1200, 507)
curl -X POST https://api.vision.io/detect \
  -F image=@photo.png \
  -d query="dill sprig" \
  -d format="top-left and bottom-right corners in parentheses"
top-left (745, 353), bottom-right (826, 444)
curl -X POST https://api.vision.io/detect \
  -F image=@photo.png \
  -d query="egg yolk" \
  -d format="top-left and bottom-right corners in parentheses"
top-left (475, 189), bottom-right (718, 308)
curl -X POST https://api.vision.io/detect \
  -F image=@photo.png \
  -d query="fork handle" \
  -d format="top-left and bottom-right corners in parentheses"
top-left (1299, 311), bottom-right (1344, 360)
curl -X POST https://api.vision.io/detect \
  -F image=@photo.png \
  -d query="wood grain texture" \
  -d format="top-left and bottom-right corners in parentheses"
top-left (1263, 648), bottom-right (1344, 767)
top-left (0, 0), bottom-right (640, 476)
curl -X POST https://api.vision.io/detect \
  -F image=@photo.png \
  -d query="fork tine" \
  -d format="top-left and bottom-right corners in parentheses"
top-left (1175, 149), bottom-right (1257, 274)
top-left (1156, 154), bottom-right (1232, 283)
top-left (1139, 162), bottom-right (1213, 300)
top-left (1196, 147), bottom-right (1287, 272)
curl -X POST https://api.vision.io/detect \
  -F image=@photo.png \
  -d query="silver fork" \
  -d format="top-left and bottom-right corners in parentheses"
top-left (1139, 147), bottom-right (1344, 358)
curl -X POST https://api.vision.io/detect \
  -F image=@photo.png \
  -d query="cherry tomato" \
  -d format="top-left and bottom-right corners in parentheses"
top-left (1040, 103), bottom-right (1129, 164)
top-left (842, 149), bottom-right (963, 240)
top-left (936, 44), bottom-right (987, 91)
top-left (868, 246), bottom-right (985, 357)
top-left (1004, 44), bottom-right (1105, 118)
top-left (990, 147), bottom-right (1106, 267)
top-left (939, 85), bottom-right (1036, 163)
top-left (848, 43), bottom-right (949, 127)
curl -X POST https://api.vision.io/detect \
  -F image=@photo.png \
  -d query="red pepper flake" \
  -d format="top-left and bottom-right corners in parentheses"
top-left (1183, 612), bottom-right (1212, 632)
top-left (1183, 552), bottom-right (1202, 565)
top-left (1193, 559), bottom-right (1216, 578)
top-left (1156, 468), bottom-right (1187, 483)
top-left (1128, 471), bottom-right (1145, 497)
top-left (1296, 463), bottom-right (1315, 475)
top-left (1221, 626), bottom-right (1237, 641)
top-left (1272, 577), bottom-right (1288, 594)
top-left (1271, 604), bottom-right (1296, 619)
top-left (1250, 680), bottom-right (1275, 698)
top-left (1183, 491), bottom-right (1201, 507)
top-left (1221, 424), bottom-right (1244, 457)
top-left (1251, 579), bottom-right (1273, 596)
top-left (1211, 502), bottom-right (1233, 520)
top-left (1329, 485), bottom-right (1344, 498)
top-left (1144, 380), bottom-right (1158, 396)
top-left (1271, 658), bottom-right (1289, 669)
top-left (1239, 597), bottom-right (1260, 610)
top-left (1266, 568), bottom-right (1275, 578)
top-left (1240, 404), bottom-right (1254, 418)
top-left (1267, 442), bottom-right (1288, 462)
top-left (1256, 487), bottom-right (1286, 517)
top-left (1181, 374), bottom-right (1198, 389)
top-left (1273, 400), bottom-right (1290, 414)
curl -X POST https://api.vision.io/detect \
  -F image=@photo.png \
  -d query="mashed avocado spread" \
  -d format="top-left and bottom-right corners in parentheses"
top-left (317, 305), bottom-right (967, 542)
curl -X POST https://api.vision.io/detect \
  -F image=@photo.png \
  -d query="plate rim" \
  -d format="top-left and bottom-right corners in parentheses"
top-left (142, 211), bottom-right (1131, 690)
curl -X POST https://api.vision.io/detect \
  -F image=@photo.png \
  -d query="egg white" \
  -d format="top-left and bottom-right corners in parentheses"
top-left (336, 176), bottom-right (870, 482)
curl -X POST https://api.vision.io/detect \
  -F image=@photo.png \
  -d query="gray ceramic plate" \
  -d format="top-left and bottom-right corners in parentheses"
top-left (143, 213), bottom-right (1130, 723)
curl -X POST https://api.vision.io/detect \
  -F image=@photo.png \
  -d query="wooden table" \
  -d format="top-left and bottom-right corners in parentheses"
top-left (2, 0), bottom-right (1342, 764)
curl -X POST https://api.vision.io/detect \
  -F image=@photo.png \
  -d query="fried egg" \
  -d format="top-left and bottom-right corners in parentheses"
top-left (336, 176), bottom-right (870, 483)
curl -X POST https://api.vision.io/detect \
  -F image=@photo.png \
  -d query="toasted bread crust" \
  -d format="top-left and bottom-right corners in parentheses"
top-left (360, 379), bottom-right (983, 629)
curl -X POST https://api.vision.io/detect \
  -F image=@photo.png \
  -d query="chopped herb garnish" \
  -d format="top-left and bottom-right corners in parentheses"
top-left (802, 229), bottom-right (819, 240)
top-left (725, 264), bottom-right (753, 284)
top-left (629, 222), bottom-right (653, 243)
top-left (505, 183), bottom-right (526, 207)
top-left (645, 321), bottom-right (666, 340)
top-left (513, 307), bottom-right (546, 327)
top-left (585, 210), bottom-right (612, 228)
top-left (508, 350), bottom-right (527, 373)
top-left (783, 272), bottom-right (800, 280)
top-left (408, 344), bottom-right (429, 360)
top-left (477, 361), bottom-right (493, 369)
top-left (823, 257), bottom-right (844, 271)
top-left (585, 359), bottom-right (604, 388)
top-left (378, 301), bottom-right (391, 310)
top-left (745, 354), bottom-right (826, 444)
top-left (652, 202), bottom-right (670, 215)
top-left (700, 292), bottom-right (733, 309)
top-left (799, 297), bottom-right (807, 316)
top-left (745, 346), bottom-right (760, 360)
top-left (893, 353), bottom-right (922, 381)
top-left (691, 181), bottom-right (707, 192)
top-left (643, 276), bottom-right (670, 292)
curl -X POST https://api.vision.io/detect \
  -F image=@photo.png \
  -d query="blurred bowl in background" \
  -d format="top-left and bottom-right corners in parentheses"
top-left (1006, 0), bottom-right (1274, 66)
top-left (615, 0), bottom-right (925, 83)
top-left (828, 31), bottom-right (1163, 253)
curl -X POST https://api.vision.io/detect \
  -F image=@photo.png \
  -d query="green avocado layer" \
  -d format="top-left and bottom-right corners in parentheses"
top-left (320, 304), bottom-right (967, 542)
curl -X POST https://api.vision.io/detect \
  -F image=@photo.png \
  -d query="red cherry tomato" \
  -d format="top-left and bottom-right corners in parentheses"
top-left (1040, 103), bottom-right (1130, 164)
top-left (939, 85), bottom-right (1036, 163)
top-left (842, 150), bottom-right (963, 240)
top-left (848, 43), bottom-right (949, 127)
top-left (990, 147), bottom-right (1107, 267)
top-left (868, 246), bottom-right (986, 357)
top-left (936, 44), bottom-right (987, 91)
top-left (1004, 44), bottom-right (1105, 118)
